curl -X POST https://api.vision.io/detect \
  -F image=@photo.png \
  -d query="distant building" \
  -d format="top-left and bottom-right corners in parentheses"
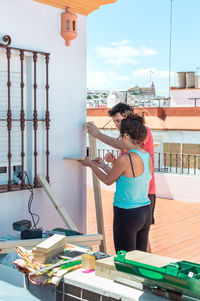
top-left (128, 82), bottom-right (156, 96)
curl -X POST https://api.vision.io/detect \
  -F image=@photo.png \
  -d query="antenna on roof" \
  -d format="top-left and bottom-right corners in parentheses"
top-left (168, 0), bottom-right (173, 99)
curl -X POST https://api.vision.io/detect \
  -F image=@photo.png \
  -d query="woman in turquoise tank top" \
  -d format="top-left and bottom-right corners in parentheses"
top-left (80, 113), bottom-right (153, 253)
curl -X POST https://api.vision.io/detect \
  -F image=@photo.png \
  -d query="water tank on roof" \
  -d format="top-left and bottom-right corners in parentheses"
top-left (186, 71), bottom-right (195, 88)
top-left (195, 76), bottom-right (200, 88)
top-left (177, 72), bottom-right (186, 88)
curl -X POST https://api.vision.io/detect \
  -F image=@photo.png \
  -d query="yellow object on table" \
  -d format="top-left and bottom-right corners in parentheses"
top-left (82, 254), bottom-right (96, 270)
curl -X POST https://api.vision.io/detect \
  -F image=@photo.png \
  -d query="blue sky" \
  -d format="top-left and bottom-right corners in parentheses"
top-left (87, 0), bottom-right (200, 96)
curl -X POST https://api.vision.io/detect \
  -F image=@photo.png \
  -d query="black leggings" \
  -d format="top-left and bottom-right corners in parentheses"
top-left (113, 205), bottom-right (152, 253)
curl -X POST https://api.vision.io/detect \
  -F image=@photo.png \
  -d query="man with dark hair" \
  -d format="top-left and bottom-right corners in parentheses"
top-left (86, 102), bottom-right (156, 253)
top-left (108, 102), bottom-right (133, 117)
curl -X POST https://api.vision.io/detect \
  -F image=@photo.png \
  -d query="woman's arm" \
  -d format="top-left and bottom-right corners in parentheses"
top-left (92, 158), bottom-right (111, 174)
top-left (86, 122), bottom-right (125, 150)
top-left (79, 156), bottom-right (125, 185)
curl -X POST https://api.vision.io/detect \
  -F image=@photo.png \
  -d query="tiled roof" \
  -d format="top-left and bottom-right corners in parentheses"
top-left (87, 187), bottom-right (200, 262)
top-left (33, 0), bottom-right (117, 15)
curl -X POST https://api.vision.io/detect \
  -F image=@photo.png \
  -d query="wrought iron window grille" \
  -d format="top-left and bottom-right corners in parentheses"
top-left (0, 35), bottom-right (50, 192)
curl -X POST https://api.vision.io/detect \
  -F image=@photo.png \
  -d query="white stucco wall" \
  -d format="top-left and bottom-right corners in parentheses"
top-left (155, 173), bottom-right (200, 202)
top-left (0, 0), bottom-right (87, 235)
top-left (170, 89), bottom-right (200, 107)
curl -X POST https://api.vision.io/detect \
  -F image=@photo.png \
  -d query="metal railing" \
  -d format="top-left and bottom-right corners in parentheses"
top-left (96, 148), bottom-right (200, 176)
top-left (154, 152), bottom-right (200, 175)
top-left (0, 34), bottom-right (50, 191)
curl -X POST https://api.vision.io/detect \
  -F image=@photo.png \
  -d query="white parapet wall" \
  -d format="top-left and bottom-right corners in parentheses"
top-left (155, 173), bottom-right (200, 202)
top-left (170, 88), bottom-right (200, 107)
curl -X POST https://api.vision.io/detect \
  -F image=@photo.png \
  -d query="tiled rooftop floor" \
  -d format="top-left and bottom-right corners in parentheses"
top-left (87, 187), bottom-right (200, 263)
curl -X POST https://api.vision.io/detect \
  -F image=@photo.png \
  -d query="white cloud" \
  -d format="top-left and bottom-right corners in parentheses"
top-left (111, 39), bottom-right (132, 46)
top-left (132, 68), bottom-right (175, 79)
top-left (141, 47), bottom-right (158, 56)
top-left (87, 69), bottom-right (130, 90)
top-left (95, 41), bottom-right (158, 66)
top-left (107, 57), bottom-right (139, 66)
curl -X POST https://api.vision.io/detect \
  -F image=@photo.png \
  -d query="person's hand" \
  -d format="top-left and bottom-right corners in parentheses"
top-left (86, 122), bottom-right (101, 138)
top-left (104, 152), bottom-right (116, 164)
top-left (78, 157), bottom-right (92, 167)
top-left (92, 157), bottom-right (106, 169)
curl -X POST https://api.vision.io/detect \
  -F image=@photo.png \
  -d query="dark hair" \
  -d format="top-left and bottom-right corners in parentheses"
top-left (108, 102), bottom-right (133, 117)
top-left (120, 112), bottom-right (147, 144)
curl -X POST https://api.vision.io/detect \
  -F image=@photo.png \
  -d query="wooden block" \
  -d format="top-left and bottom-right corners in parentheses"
top-left (82, 254), bottom-right (96, 270)
top-left (88, 134), bottom-right (106, 253)
top-left (95, 251), bottom-right (179, 281)
top-left (32, 244), bottom-right (65, 256)
top-left (32, 245), bottom-right (65, 264)
top-left (35, 234), bottom-right (66, 254)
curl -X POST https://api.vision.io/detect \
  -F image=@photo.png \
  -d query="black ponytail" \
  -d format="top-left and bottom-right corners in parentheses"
top-left (120, 113), bottom-right (147, 144)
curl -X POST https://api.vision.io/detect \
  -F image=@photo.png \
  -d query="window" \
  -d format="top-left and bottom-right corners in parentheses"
top-left (66, 20), bottom-right (70, 30)
top-left (0, 35), bottom-right (50, 192)
top-left (73, 21), bottom-right (76, 31)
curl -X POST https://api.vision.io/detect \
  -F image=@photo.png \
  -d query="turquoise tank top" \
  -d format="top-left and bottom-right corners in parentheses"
top-left (113, 149), bottom-right (152, 209)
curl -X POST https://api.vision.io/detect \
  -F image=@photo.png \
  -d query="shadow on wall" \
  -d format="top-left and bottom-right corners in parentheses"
top-left (155, 173), bottom-right (174, 200)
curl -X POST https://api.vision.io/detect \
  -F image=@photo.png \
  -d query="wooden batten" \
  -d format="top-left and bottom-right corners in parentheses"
top-left (37, 174), bottom-right (79, 232)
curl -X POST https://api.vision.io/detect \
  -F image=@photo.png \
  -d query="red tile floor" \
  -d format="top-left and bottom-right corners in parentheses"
top-left (87, 187), bottom-right (200, 263)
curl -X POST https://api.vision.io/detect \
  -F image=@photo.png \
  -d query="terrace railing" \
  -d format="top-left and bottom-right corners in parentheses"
top-left (154, 152), bottom-right (200, 175)
top-left (96, 148), bottom-right (200, 176)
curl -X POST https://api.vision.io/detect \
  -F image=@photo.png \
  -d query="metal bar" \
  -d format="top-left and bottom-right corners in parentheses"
top-left (169, 153), bottom-right (172, 172)
top-left (175, 153), bottom-right (178, 173)
top-left (164, 153), bottom-right (166, 170)
top-left (182, 154), bottom-right (184, 174)
top-left (159, 153), bottom-right (161, 172)
top-left (45, 53), bottom-right (50, 183)
top-left (33, 52), bottom-right (38, 187)
top-left (6, 47), bottom-right (12, 191)
top-left (20, 50), bottom-right (25, 188)
top-left (0, 118), bottom-right (45, 121)
top-left (194, 155), bottom-right (196, 175)
top-left (188, 154), bottom-right (190, 174)
top-left (0, 35), bottom-right (49, 55)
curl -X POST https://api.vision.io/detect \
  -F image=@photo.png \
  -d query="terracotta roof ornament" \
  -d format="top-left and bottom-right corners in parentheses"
top-left (61, 7), bottom-right (77, 46)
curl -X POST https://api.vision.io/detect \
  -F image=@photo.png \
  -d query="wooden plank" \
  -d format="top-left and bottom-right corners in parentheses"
top-left (35, 234), bottom-right (66, 253)
top-left (88, 133), bottom-right (107, 253)
top-left (63, 157), bottom-right (96, 160)
top-left (37, 174), bottom-right (78, 231)
top-left (95, 250), bottom-right (179, 281)
top-left (0, 234), bottom-right (103, 254)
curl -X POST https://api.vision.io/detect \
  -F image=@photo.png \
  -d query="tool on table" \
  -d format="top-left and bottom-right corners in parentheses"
top-left (114, 250), bottom-right (200, 300)
top-left (29, 256), bottom-right (82, 276)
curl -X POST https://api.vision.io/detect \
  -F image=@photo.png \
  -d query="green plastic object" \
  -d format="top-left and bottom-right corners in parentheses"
top-left (114, 250), bottom-right (200, 299)
top-left (53, 228), bottom-right (82, 236)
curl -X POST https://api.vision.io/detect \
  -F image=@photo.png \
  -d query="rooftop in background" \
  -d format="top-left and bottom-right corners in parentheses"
top-left (87, 107), bottom-right (200, 131)
top-left (128, 82), bottom-right (156, 96)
